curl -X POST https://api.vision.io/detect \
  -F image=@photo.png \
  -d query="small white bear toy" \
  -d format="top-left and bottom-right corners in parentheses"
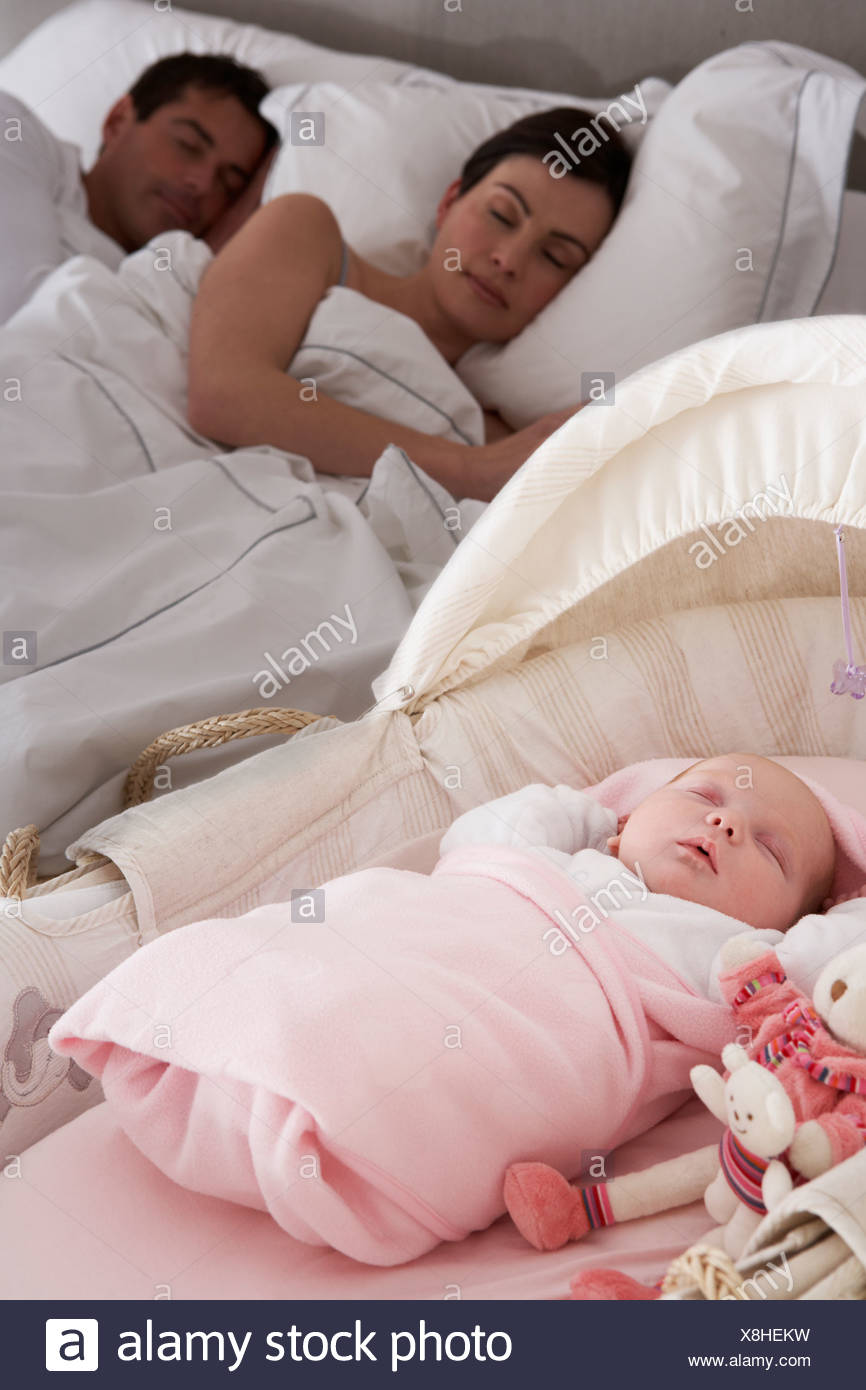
top-left (690, 1044), bottom-right (796, 1259)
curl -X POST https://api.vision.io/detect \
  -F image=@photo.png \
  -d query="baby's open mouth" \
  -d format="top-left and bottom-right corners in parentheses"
top-left (677, 839), bottom-right (718, 873)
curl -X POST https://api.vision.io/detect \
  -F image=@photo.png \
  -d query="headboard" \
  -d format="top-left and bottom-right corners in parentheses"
top-left (3, 0), bottom-right (865, 185)
top-left (5, 0), bottom-right (866, 91)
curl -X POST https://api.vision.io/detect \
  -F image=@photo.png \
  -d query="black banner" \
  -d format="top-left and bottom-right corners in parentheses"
top-left (3, 1298), bottom-right (861, 1386)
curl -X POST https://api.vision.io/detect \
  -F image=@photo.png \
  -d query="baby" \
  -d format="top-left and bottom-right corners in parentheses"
top-left (440, 751), bottom-right (839, 1001)
top-left (49, 751), bottom-right (860, 1267)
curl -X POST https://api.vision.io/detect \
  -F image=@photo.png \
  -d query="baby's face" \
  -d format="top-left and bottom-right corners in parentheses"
top-left (608, 755), bottom-right (835, 933)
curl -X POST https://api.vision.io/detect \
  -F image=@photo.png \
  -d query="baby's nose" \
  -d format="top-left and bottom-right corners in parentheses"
top-left (707, 811), bottom-right (737, 838)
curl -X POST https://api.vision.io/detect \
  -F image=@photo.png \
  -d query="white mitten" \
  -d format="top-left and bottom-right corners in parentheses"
top-left (439, 784), bottom-right (615, 857)
top-left (778, 898), bottom-right (866, 999)
top-left (788, 1120), bottom-right (834, 1180)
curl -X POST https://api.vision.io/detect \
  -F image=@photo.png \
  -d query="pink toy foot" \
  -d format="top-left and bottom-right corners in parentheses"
top-left (504, 1162), bottom-right (593, 1250)
top-left (569, 1269), bottom-right (661, 1301)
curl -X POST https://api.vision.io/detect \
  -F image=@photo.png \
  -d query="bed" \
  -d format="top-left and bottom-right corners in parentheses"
top-left (3, 0), bottom-right (866, 1302)
top-left (2, 3), bottom-right (866, 871)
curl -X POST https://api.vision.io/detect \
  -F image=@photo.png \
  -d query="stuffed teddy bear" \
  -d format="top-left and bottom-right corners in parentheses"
top-left (503, 938), bottom-right (866, 1288)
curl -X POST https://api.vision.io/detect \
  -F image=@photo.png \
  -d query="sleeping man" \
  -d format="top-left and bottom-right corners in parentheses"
top-left (51, 752), bottom-right (866, 1267)
top-left (0, 51), bottom-right (278, 323)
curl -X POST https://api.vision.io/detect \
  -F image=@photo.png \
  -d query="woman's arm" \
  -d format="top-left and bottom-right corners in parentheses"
top-left (188, 193), bottom-right (581, 501)
top-left (483, 409), bottom-right (515, 444)
top-left (188, 193), bottom-right (468, 493)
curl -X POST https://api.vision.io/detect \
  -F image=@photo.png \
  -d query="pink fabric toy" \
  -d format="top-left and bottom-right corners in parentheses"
top-left (508, 939), bottom-right (866, 1300)
top-left (718, 944), bottom-right (866, 1174)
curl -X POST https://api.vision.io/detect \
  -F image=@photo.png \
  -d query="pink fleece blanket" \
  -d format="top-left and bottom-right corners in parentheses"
top-left (50, 842), bottom-right (733, 1267)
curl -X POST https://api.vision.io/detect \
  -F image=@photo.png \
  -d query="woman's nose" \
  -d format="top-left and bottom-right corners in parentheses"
top-left (490, 250), bottom-right (517, 277)
top-left (491, 238), bottom-right (528, 277)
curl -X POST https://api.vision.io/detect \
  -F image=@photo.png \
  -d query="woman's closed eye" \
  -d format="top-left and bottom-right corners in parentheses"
top-left (488, 208), bottom-right (570, 269)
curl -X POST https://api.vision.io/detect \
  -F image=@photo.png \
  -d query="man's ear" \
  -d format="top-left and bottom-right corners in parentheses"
top-left (100, 93), bottom-right (136, 150)
top-left (434, 178), bottom-right (463, 230)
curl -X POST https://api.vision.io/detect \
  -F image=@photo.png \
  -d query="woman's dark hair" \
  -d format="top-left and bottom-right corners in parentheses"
top-left (127, 52), bottom-right (279, 152)
top-left (457, 106), bottom-right (632, 214)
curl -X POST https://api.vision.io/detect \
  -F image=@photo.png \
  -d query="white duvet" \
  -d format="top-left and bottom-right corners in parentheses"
top-left (0, 232), bottom-right (484, 871)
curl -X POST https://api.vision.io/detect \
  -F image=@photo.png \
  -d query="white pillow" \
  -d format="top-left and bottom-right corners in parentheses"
top-left (457, 42), bottom-right (866, 425)
top-left (261, 76), bottom-right (670, 277)
top-left (0, 0), bottom-right (421, 166)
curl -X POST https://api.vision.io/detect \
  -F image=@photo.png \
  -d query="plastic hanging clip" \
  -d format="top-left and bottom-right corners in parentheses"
top-left (830, 526), bottom-right (866, 699)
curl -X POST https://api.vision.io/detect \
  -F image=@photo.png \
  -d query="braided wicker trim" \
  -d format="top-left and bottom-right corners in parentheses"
top-left (661, 1243), bottom-right (743, 1299)
top-left (1, 706), bottom-right (327, 895)
top-left (0, 823), bottom-right (39, 901)
top-left (124, 707), bottom-right (325, 807)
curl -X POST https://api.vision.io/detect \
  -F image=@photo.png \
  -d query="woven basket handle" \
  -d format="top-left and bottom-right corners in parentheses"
top-left (0, 706), bottom-right (327, 898)
top-left (123, 706), bottom-right (326, 807)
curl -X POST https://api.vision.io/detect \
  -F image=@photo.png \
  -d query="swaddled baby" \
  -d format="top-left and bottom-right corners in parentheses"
top-left (440, 751), bottom-right (839, 1003)
top-left (51, 751), bottom-right (860, 1267)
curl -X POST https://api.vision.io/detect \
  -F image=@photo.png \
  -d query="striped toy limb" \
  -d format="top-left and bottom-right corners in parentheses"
top-left (504, 1144), bottom-right (719, 1251)
top-left (601, 1143), bottom-right (720, 1222)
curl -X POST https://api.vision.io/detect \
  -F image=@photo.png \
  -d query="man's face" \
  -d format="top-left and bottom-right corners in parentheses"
top-left (93, 85), bottom-right (267, 248)
top-left (607, 755), bottom-right (836, 933)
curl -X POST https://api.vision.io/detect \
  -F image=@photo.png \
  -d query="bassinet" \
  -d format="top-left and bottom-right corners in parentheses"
top-left (4, 310), bottom-right (866, 1295)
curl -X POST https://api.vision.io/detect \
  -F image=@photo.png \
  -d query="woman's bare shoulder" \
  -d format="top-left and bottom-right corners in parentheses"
top-left (250, 193), bottom-right (345, 287)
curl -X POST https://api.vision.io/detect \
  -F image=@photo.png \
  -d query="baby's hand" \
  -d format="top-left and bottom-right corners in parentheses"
top-left (605, 814), bottom-right (628, 853)
top-left (822, 884), bottom-right (866, 911)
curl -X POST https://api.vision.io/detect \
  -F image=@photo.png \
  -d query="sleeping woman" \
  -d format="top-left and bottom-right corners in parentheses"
top-left (187, 107), bottom-right (631, 503)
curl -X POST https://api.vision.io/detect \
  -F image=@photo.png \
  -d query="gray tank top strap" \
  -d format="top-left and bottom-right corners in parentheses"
top-left (337, 238), bottom-right (349, 287)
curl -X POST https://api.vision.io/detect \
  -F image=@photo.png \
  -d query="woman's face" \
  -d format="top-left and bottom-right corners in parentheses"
top-left (431, 153), bottom-right (616, 342)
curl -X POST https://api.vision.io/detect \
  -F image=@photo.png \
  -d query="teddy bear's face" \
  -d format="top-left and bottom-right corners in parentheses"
top-left (813, 943), bottom-right (866, 1051)
top-left (725, 1064), bottom-right (795, 1157)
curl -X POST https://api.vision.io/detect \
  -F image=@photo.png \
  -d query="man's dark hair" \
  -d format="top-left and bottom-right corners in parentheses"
top-left (457, 106), bottom-right (632, 214)
top-left (128, 52), bottom-right (279, 151)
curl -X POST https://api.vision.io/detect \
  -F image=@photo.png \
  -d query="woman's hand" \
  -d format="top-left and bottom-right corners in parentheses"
top-left (464, 405), bottom-right (584, 502)
top-left (482, 408), bottom-right (515, 444)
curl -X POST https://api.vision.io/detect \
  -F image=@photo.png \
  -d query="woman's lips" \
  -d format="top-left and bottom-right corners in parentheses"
top-left (465, 273), bottom-right (507, 308)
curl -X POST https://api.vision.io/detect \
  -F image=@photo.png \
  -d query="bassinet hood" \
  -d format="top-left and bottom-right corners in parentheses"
top-left (371, 315), bottom-right (866, 716)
